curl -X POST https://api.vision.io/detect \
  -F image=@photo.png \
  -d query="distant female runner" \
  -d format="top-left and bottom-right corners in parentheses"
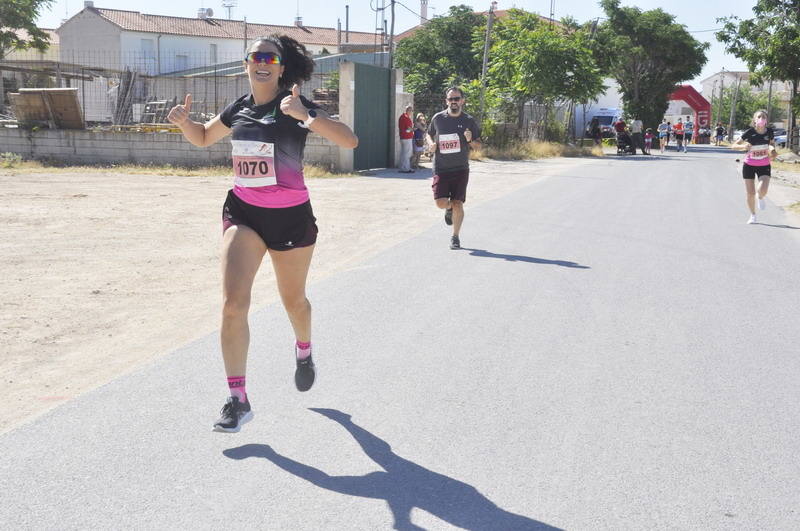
top-left (658, 119), bottom-right (669, 153)
top-left (168, 35), bottom-right (358, 432)
top-left (732, 109), bottom-right (776, 224)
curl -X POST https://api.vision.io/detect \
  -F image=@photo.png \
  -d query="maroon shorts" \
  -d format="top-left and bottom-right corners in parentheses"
top-left (432, 169), bottom-right (469, 203)
top-left (222, 190), bottom-right (318, 251)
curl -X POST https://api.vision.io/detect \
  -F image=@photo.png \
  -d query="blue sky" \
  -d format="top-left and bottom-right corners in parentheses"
top-left (36, 0), bottom-right (757, 87)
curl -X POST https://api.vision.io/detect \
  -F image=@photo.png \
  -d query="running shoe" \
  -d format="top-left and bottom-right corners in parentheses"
top-left (444, 208), bottom-right (453, 226)
top-left (747, 214), bottom-right (757, 224)
top-left (450, 235), bottom-right (461, 249)
top-left (295, 354), bottom-right (316, 392)
top-left (212, 396), bottom-right (253, 433)
top-left (758, 197), bottom-right (766, 210)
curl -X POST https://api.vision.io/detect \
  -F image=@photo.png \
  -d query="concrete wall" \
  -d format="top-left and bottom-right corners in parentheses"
top-left (337, 62), bottom-right (355, 173)
top-left (0, 128), bottom-right (340, 169)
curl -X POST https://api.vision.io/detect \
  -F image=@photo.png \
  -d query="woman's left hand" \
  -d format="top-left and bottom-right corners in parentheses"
top-left (280, 84), bottom-right (310, 122)
top-left (770, 145), bottom-right (778, 160)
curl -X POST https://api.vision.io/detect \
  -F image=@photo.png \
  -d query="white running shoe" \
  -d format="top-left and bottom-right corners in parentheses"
top-left (757, 197), bottom-right (765, 210)
top-left (747, 214), bottom-right (757, 224)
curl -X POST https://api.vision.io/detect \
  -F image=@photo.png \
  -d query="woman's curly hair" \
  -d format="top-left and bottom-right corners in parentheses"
top-left (248, 35), bottom-right (314, 91)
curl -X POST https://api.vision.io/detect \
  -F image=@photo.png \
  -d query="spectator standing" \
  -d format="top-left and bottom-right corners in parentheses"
top-left (630, 118), bottom-right (646, 154)
top-left (398, 105), bottom-right (414, 173)
top-left (411, 112), bottom-right (427, 169)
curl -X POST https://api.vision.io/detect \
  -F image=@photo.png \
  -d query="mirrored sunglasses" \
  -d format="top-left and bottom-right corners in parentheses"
top-left (245, 51), bottom-right (282, 65)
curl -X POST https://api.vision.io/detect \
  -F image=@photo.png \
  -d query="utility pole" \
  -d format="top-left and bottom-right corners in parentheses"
top-left (710, 80), bottom-right (717, 123)
top-left (388, 0), bottom-right (395, 69)
top-left (243, 17), bottom-right (248, 56)
top-left (727, 75), bottom-right (741, 142)
top-left (387, 0), bottom-right (396, 169)
top-left (479, 1), bottom-right (497, 123)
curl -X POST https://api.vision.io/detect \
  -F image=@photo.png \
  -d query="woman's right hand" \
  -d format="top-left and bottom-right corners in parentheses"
top-left (167, 94), bottom-right (192, 126)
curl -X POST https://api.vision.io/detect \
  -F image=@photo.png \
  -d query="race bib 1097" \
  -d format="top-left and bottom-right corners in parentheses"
top-left (438, 133), bottom-right (461, 155)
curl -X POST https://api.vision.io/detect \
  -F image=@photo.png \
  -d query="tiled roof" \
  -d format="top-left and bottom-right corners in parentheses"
top-left (84, 8), bottom-right (376, 46)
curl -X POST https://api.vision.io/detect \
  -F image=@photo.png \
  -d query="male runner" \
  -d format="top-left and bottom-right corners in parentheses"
top-left (673, 118), bottom-right (685, 152)
top-left (428, 87), bottom-right (481, 250)
top-left (683, 115), bottom-right (693, 152)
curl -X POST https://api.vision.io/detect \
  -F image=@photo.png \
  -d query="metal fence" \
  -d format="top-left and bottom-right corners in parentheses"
top-left (408, 91), bottom-right (574, 147)
top-left (1, 48), bottom-right (340, 124)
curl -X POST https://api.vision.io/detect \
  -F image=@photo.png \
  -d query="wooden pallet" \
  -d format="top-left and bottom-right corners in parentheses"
top-left (8, 88), bottom-right (85, 129)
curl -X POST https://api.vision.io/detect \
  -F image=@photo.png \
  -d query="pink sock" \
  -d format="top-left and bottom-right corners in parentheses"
top-left (296, 340), bottom-right (312, 360)
top-left (227, 376), bottom-right (247, 403)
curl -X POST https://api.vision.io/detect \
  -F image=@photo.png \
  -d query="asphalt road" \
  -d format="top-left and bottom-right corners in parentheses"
top-left (2, 146), bottom-right (799, 530)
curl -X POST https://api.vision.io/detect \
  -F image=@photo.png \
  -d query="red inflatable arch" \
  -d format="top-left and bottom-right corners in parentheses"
top-left (669, 85), bottom-right (711, 138)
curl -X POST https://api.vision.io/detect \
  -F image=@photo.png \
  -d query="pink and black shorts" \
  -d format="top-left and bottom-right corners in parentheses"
top-left (222, 190), bottom-right (318, 251)
top-left (432, 168), bottom-right (469, 203)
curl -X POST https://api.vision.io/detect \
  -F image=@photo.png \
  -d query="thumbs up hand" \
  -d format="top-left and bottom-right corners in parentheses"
top-left (464, 128), bottom-right (472, 143)
top-left (167, 94), bottom-right (192, 126)
top-left (281, 84), bottom-right (310, 122)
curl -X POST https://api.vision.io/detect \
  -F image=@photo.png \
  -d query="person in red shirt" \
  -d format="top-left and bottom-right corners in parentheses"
top-left (673, 117), bottom-right (685, 151)
top-left (614, 118), bottom-right (632, 150)
top-left (398, 105), bottom-right (414, 173)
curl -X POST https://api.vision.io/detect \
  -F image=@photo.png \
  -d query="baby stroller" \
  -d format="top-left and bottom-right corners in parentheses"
top-left (616, 131), bottom-right (636, 155)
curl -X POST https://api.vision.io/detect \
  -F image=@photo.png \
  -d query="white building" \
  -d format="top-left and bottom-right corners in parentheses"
top-left (57, 2), bottom-right (379, 74)
top-left (698, 71), bottom-right (793, 127)
top-left (699, 71), bottom-right (792, 99)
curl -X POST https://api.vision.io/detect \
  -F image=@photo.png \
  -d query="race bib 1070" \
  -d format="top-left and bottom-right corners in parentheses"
top-left (232, 140), bottom-right (277, 187)
top-left (438, 133), bottom-right (461, 154)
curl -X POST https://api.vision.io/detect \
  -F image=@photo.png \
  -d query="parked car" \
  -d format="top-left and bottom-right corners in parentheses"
top-left (775, 133), bottom-right (787, 147)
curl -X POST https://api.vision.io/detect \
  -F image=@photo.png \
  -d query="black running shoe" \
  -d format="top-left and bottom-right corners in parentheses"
top-left (450, 235), bottom-right (461, 250)
top-left (444, 208), bottom-right (453, 226)
top-left (212, 396), bottom-right (253, 433)
top-left (295, 354), bottom-right (316, 392)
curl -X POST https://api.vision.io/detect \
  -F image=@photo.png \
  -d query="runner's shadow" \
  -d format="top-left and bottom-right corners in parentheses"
top-left (755, 222), bottom-right (799, 229)
top-left (365, 168), bottom-right (433, 180)
top-left (462, 248), bottom-right (590, 269)
top-left (223, 408), bottom-right (558, 531)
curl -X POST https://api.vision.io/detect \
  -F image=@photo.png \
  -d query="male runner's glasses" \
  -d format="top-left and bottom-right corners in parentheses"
top-left (447, 97), bottom-right (462, 102)
top-left (245, 52), bottom-right (282, 64)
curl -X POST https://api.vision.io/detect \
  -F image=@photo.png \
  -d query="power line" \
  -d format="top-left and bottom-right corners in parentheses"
top-left (394, 0), bottom-right (431, 23)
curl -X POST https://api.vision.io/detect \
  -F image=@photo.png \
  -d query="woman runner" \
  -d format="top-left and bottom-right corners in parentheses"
top-left (658, 119), bottom-right (669, 153)
top-left (732, 110), bottom-right (776, 224)
top-left (167, 35), bottom-right (358, 432)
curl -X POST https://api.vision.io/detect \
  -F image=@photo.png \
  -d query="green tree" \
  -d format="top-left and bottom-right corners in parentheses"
top-left (593, 0), bottom-right (708, 132)
top-left (394, 5), bottom-right (485, 96)
top-left (716, 1), bottom-right (800, 141)
top-left (0, 0), bottom-right (53, 60)
top-left (710, 83), bottom-right (786, 130)
top-left (487, 10), bottom-right (605, 130)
